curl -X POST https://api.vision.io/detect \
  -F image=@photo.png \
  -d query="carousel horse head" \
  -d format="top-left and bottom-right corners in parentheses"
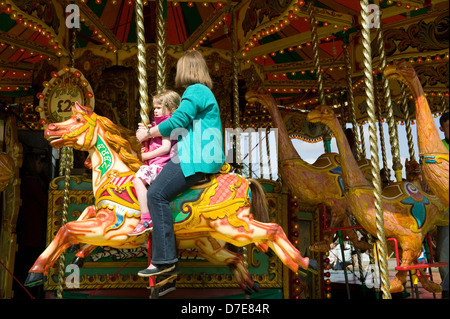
top-left (306, 104), bottom-right (335, 125)
top-left (44, 101), bottom-right (142, 171)
top-left (383, 60), bottom-right (417, 87)
top-left (44, 102), bottom-right (98, 151)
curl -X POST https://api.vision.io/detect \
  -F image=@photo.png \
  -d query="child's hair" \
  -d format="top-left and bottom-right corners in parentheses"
top-left (153, 90), bottom-right (181, 113)
top-left (175, 50), bottom-right (213, 89)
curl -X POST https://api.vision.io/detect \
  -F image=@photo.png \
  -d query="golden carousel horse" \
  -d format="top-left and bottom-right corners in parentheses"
top-left (307, 105), bottom-right (448, 294)
top-left (384, 61), bottom-right (449, 206)
top-left (245, 88), bottom-right (372, 253)
top-left (24, 102), bottom-right (317, 292)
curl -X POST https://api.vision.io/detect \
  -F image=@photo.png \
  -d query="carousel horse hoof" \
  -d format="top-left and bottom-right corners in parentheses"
top-left (71, 256), bottom-right (85, 268)
top-left (244, 281), bottom-right (261, 295)
top-left (251, 281), bottom-right (260, 292)
top-left (66, 244), bottom-right (80, 253)
top-left (24, 272), bottom-right (45, 287)
top-left (308, 258), bottom-right (319, 272)
top-left (244, 286), bottom-right (254, 295)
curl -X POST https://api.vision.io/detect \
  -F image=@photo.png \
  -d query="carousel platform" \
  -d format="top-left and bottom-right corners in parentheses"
top-left (329, 257), bottom-right (446, 300)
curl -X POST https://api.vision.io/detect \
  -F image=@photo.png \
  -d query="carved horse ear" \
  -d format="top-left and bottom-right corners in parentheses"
top-left (73, 101), bottom-right (93, 116)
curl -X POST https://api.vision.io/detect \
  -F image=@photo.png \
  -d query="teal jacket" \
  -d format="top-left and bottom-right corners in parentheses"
top-left (158, 84), bottom-right (225, 177)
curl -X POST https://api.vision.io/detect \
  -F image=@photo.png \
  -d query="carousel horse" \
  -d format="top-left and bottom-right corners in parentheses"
top-left (307, 104), bottom-right (448, 293)
top-left (245, 88), bottom-right (372, 253)
top-left (24, 102), bottom-right (317, 291)
top-left (384, 61), bottom-right (449, 207)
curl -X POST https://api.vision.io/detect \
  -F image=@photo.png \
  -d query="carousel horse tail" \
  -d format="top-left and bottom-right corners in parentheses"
top-left (248, 178), bottom-right (270, 223)
top-left (248, 179), bottom-right (271, 253)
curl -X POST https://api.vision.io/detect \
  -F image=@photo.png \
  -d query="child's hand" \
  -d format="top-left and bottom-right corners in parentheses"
top-left (136, 123), bottom-right (152, 143)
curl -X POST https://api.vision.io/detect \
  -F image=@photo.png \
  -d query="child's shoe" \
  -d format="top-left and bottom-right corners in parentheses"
top-left (129, 220), bottom-right (153, 236)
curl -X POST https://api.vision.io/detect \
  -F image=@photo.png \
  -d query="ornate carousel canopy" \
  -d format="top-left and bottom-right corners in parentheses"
top-left (0, 0), bottom-right (448, 140)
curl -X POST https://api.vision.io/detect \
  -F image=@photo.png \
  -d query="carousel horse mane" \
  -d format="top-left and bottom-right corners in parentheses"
top-left (95, 112), bottom-right (143, 172)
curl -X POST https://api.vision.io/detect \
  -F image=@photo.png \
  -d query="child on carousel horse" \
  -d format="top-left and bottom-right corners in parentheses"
top-left (128, 90), bottom-right (181, 236)
top-left (135, 50), bottom-right (225, 277)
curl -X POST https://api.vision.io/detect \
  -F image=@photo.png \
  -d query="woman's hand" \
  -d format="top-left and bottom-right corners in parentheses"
top-left (136, 123), bottom-right (151, 143)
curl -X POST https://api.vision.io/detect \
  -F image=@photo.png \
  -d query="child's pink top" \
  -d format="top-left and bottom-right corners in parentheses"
top-left (141, 114), bottom-right (175, 168)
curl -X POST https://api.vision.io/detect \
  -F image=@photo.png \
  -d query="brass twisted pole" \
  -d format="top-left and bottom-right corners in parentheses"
top-left (441, 93), bottom-right (449, 113)
top-left (136, 0), bottom-right (150, 126)
top-left (359, 124), bottom-right (367, 158)
top-left (375, 80), bottom-right (389, 182)
top-left (56, 22), bottom-right (78, 298)
top-left (400, 83), bottom-right (416, 160)
top-left (376, 28), bottom-right (402, 182)
top-left (360, 0), bottom-right (391, 299)
top-left (308, 3), bottom-right (324, 105)
top-left (265, 128), bottom-right (273, 180)
top-left (343, 43), bottom-right (362, 161)
top-left (231, 11), bottom-right (241, 174)
top-left (343, 40), bottom-right (366, 284)
top-left (56, 147), bottom-right (73, 299)
top-left (308, 2), bottom-right (331, 153)
top-left (156, 0), bottom-right (167, 93)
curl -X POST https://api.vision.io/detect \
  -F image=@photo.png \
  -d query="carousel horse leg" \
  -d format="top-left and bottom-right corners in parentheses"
top-left (341, 216), bottom-right (372, 251)
top-left (391, 248), bottom-right (417, 293)
top-left (392, 244), bottom-right (442, 294)
top-left (417, 268), bottom-right (442, 293)
top-left (66, 206), bottom-right (97, 254)
top-left (71, 244), bottom-right (98, 268)
top-left (192, 236), bottom-right (258, 294)
top-left (25, 210), bottom-right (117, 286)
top-left (311, 208), bottom-right (346, 252)
top-left (210, 213), bottom-right (316, 273)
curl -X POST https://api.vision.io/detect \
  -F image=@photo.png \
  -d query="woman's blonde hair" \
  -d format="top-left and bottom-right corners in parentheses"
top-left (153, 90), bottom-right (181, 113)
top-left (175, 50), bottom-right (213, 89)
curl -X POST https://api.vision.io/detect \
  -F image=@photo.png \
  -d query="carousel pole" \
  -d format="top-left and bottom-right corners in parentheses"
top-left (156, 0), bottom-right (167, 93)
top-left (440, 93), bottom-right (449, 113)
top-left (343, 40), bottom-right (368, 288)
top-left (359, 0), bottom-right (391, 299)
top-left (136, 0), bottom-right (150, 126)
top-left (266, 129), bottom-right (273, 181)
top-left (308, 2), bottom-right (332, 153)
top-left (359, 123), bottom-right (367, 158)
top-left (400, 83), bottom-right (416, 160)
top-left (136, 0), bottom-right (157, 296)
top-left (231, 9), bottom-right (250, 299)
top-left (343, 42), bottom-right (362, 161)
top-left (56, 23), bottom-right (77, 299)
top-left (376, 24), bottom-right (403, 182)
top-left (375, 80), bottom-right (390, 183)
top-left (231, 10), bottom-right (241, 175)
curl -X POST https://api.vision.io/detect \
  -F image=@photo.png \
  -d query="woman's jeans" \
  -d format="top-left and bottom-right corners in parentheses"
top-left (147, 160), bottom-right (206, 265)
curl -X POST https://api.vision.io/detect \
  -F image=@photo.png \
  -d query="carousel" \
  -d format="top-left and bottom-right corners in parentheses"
top-left (0, 0), bottom-right (448, 300)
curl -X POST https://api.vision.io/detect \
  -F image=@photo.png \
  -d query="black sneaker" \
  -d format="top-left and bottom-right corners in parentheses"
top-left (158, 281), bottom-right (176, 297)
top-left (138, 263), bottom-right (178, 277)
